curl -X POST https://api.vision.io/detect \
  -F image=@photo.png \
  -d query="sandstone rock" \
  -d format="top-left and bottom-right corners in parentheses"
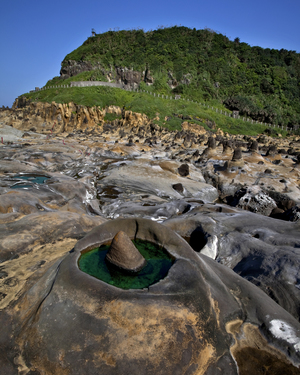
top-left (181, 121), bottom-right (207, 136)
top-left (249, 140), bottom-right (259, 152)
top-left (207, 136), bottom-right (216, 149)
top-left (0, 211), bottom-right (106, 262)
top-left (266, 144), bottom-right (277, 156)
top-left (225, 147), bottom-right (244, 168)
top-left (165, 204), bottom-right (300, 321)
top-left (1, 116), bottom-right (300, 373)
top-left (106, 231), bottom-right (147, 272)
top-left (231, 185), bottom-right (277, 216)
top-left (2, 100), bottom-right (156, 135)
top-left (1, 218), bottom-right (300, 374)
top-left (222, 139), bottom-right (233, 153)
top-left (98, 161), bottom-right (218, 204)
top-left (232, 147), bottom-right (243, 160)
top-left (216, 128), bottom-right (224, 137)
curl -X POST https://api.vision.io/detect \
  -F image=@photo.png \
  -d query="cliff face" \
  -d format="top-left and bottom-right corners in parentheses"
top-left (0, 98), bottom-right (154, 134)
top-left (60, 61), bottom-right (154, 89)
top-left (60, 60), bottom-right (94, 78)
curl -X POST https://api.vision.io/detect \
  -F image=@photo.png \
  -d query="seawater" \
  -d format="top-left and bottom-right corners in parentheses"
top-left (11, 174), bottom-right (50, 189)
top-left (78, 239), bottom-right (174, 289)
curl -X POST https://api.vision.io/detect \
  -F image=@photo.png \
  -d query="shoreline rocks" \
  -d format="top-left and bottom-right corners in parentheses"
top-left (1, 104), bottom-right (300, 373)
top-left (1, 218), bottom-right (299, 374)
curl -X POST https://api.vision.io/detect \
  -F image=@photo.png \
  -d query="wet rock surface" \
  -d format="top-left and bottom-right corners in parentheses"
top-left (1, 106), bottom-right (300, 373)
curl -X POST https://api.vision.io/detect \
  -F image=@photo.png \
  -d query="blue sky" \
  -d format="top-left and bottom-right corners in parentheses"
top-left (1, 0), bottom-right (300, 107)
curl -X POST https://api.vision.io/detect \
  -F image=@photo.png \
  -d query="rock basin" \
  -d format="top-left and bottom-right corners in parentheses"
top-left (79, 232), bottom-right (174, 289)
top-left (2, 218), bottom-right (300, 374)
top-left (10, 173), bottom-right (50, 189)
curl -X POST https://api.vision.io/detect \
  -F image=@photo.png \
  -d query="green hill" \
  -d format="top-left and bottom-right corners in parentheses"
top-left (26, 26), bottom-right (300, 131)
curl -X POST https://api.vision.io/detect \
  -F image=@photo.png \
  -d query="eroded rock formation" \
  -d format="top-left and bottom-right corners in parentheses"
top-left (106, 231), bottom-right (147, 272)
top-left (1, 218), bottom-right (300, 374)
top-left (1, 106), bottom-right (300, 373)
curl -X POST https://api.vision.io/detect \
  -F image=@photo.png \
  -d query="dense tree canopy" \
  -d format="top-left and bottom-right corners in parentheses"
top-left (60, 26), bottom-right (300, 127)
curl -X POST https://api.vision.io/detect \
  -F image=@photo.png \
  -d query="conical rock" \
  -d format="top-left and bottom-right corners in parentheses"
top-left (105, 231), bottom-right (147, 272)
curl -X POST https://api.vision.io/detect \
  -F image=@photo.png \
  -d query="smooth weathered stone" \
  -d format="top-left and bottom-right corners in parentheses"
top-left (1, 105), bottom-right (300, 373)
top-left (165, 204), bottom-right (300, 321)
top-left (106, 231), bottom-right (146, 272)
top-left (1, 218), bottom-right (300, 374)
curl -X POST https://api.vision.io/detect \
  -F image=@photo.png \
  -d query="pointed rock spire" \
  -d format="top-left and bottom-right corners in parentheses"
top-left (105, 231), bottom-right (147, 272)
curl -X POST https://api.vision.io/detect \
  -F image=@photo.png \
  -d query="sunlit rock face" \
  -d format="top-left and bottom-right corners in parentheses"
top-left (105, 231), bottom-right (147, 272)
top-left (1, 218), bottom-right (300, 374)
top-left (164, 203), bottom-right (300, 322)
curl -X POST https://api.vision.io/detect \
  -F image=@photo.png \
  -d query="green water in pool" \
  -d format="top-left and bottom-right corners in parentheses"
top-left (78, 239), bottom-right (174, 289)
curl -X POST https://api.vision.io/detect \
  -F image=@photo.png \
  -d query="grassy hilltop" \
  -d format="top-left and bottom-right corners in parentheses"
top-left (24, 26), bottom-right (300, 134)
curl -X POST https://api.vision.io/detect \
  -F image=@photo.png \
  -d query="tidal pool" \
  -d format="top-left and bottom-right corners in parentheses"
top-left (11, 174), bottom-right (50, 189)
top-left (78, 239), bottom-right (174, 289)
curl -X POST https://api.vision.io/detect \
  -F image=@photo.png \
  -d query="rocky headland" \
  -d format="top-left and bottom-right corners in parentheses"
top-left (1, 100), bottom-right (300, 374)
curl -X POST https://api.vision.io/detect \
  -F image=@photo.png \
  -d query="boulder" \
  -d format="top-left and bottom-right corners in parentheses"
top-left (280, 205), bottom-right (300, 222)
top-left (178, 163), bottom-right (189, 177)
top-left (172, 183), bottom-right (184, 194)
top-left (231, 186), bottom-right (277, 216)
top-left (181, 121), bottom-right (207, 136)
top-left (266, 145), bottom-right (277, 156)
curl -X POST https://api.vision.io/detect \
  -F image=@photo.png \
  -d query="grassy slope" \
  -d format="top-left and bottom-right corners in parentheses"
top-left (24, 86), bottom-right (280, 136)
top-left (23, 26), bottom-right (298, 135)
top-left (54, 26), bottom-right (300, 128)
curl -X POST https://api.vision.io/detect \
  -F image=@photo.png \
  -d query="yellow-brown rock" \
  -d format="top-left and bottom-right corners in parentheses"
top-left (181, 121), bottom-right (206, 136)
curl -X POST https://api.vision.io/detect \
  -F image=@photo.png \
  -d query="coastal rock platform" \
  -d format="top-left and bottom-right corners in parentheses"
top-left (1, 106), bottom-right (300, 373)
